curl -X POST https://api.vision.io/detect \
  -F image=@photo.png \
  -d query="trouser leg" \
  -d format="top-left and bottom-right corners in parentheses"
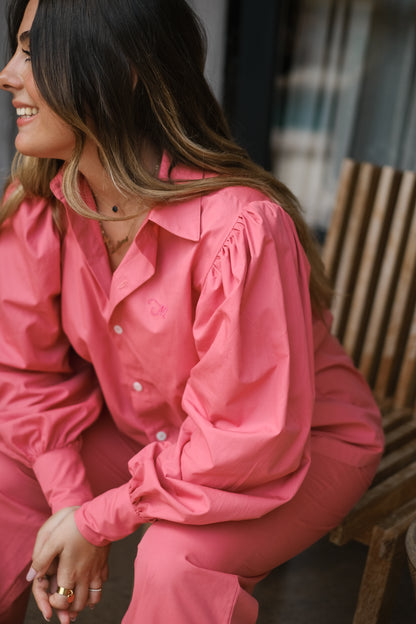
top-left (123, 449), bottom-right (379, 624)
top-left (0, 412), bottom-right (379, 624)
top-left (0, 410), bottom-right (141, 622)
top-left (0, 451), bottom-right (50, 622)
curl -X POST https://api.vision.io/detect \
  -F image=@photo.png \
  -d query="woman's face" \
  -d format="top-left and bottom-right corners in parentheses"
top-left (0, 0), bottom-right (76, 160)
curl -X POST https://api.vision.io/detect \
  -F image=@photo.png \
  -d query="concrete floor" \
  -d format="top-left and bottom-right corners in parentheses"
top-left (24, 533), bottom-right (415, 623)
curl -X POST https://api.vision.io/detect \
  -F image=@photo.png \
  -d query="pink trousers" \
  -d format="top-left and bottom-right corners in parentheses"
top-left (0, 414), bottom-right (379, 624)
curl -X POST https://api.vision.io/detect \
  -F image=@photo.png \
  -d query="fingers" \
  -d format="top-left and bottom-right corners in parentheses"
top-left (48, 580), bottom-right (104, 623)
top-left (87, 581), bottom-right (104, 608)
top-left (29, 561), bottom-right (58, 621)
top-left (31, 578), bottom-right (74, 624)
top-left (49, 583), bottom-right (80, 624)
top-left (31, 575), bottom-right (54, 623)
top-left (28, 509), bottom-right (108, 620)
top-left (28, 507), bottom-right (80, 605)
top-left (31, 577), bottom-right (105, 623)
top-left (49, 577), bottom-right (86, 614)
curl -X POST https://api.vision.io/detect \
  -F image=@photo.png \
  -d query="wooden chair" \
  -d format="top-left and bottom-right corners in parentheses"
top-left (322, 159), bottom-right (416, 623)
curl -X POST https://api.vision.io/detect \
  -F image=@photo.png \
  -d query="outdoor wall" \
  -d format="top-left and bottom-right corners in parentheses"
top-left (188, 0), bottom-right (229, 104)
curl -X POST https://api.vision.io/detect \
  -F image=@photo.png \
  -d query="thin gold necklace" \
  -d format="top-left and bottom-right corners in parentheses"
top-left (99, 216), bottom-right (139, 255)
top-left (97, 161), bottom-right (160, 255)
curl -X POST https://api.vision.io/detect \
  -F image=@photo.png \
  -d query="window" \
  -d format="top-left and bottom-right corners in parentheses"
top-left (271, 0), bottom-right (416, 232)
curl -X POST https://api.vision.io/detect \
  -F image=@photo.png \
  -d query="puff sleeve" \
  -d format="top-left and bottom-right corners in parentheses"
top-left (0, 196), bottom-right (103, 512)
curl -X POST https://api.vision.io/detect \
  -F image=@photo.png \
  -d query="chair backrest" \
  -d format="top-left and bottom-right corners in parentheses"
top-left (322, 159), bottom-right (416, 410)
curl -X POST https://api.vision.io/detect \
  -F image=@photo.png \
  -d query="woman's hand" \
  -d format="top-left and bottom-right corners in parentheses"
top-left (27, 507), bottom-right (110, 623)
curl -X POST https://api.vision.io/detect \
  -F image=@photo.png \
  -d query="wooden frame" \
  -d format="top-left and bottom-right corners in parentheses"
top-left (323, 159), bottom-right (416, 623)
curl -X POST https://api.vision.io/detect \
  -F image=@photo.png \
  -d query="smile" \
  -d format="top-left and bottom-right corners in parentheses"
top-left (16, 107), bottom-right (39, 117)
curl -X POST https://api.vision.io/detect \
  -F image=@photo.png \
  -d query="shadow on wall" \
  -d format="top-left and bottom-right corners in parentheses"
top-left (0, 6), bottom-right (15, 188)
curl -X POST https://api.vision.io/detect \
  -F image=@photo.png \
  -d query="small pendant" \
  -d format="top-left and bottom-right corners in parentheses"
top-left (112, 205), bottom-right (119, 213)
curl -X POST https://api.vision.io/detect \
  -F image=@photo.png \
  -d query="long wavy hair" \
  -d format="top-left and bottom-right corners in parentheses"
top-left (2, 0), bottom-right (331, 311)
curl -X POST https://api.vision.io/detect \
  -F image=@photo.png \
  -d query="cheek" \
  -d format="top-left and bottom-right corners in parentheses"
top-left (48, 116), bottom-right (75, 142)
top-left (27, 77), bottom-right (73, 137)
top-left (24, 71), bottom-right (40, 99)
top-left (43, 116), bottom-right (76, 156)
top-left (38, 102), bottom-right (76, 152)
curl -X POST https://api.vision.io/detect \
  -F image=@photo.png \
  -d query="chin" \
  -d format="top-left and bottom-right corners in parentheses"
top-left (16, 145), bottom-right (68, 161)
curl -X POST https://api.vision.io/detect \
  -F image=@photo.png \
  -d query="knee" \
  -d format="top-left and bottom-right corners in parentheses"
top-left (126, 522), bottom-right (257, 624)
top-left (134, 522), bottom-right (191, 588)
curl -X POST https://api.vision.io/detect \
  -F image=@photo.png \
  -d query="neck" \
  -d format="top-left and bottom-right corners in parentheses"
top-left (78, 140), bottom-right (161, 216)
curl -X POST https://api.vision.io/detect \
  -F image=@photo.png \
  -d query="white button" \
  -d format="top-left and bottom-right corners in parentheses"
top-left (156, 431), bottom-right (167, 441)
top-left (133, 381), bottom-right (143, 392)
top-left (113, 325), bottom-right (123, 335)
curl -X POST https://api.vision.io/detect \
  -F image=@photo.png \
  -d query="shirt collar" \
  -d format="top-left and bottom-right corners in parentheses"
top-left (50, 151), bottom-right (203, 242)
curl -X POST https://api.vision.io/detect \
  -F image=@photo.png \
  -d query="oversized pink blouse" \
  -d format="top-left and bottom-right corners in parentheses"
top-left (0, 155), bottom-right (383, 546)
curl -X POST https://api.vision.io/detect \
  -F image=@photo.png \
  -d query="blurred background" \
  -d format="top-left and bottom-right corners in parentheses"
top-left (1, 0), bottom-right (415, 238)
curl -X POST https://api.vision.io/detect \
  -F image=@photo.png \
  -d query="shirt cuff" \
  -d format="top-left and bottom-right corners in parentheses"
top-left (74, 483), bottom-right (143, 546)
top-left (32, 445), bottom-right (93, 513)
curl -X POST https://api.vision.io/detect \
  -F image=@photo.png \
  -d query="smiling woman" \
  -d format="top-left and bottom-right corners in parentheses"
top-left (0, 1), bottom-right (383, 624)
top-left (1, 4), bottom-right (76, 162)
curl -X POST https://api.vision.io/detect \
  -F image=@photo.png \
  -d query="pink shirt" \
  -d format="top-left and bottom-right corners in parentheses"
top-left (0, 155), bottom-right (383, 546)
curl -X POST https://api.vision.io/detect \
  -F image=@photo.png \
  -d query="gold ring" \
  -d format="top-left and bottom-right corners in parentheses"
top-left (56, 586), bottom-right (75, 604)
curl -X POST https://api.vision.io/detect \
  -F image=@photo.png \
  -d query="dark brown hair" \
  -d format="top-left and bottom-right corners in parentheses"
top-left (3, 0), bottom-right (331, 311)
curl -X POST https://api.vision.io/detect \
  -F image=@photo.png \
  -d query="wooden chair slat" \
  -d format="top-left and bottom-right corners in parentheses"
top-left (393, 303), bottom-right (416, 409)
top-left (321, 158), bottom-right (359, 282)
top-left (342, 166), bottom-right (400, 363)
top-left (381, 408), bottom-right (413, 432)
top-left (383, 416), bottom-right (416, 453)
top-left (372, 439), bottom-right (416, 485)
top-left (358, 171), bottom-right (416, 384)
top-left (374, 200), bottom-right (416, 402)
top-left (331, 162), bottom-right (381, 340)
top-left (329, 460), bottom-right (416, 546)
top-left (353, 499), bottom-right (416, 624)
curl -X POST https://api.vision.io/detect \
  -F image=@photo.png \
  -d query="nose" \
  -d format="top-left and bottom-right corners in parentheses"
top-left (0, 56), bottom-right (24, 92)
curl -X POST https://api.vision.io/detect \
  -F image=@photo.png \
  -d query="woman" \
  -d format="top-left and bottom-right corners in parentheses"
top-left (0, 0), bottom-right (383, 623)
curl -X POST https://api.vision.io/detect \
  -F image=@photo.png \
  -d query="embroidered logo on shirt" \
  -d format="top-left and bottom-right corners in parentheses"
top-left (147, 298), bottom-right (168, 319)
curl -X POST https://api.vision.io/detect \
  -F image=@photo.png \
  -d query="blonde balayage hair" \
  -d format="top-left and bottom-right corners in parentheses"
top-left (3, 0), bottom-right (332, 312)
